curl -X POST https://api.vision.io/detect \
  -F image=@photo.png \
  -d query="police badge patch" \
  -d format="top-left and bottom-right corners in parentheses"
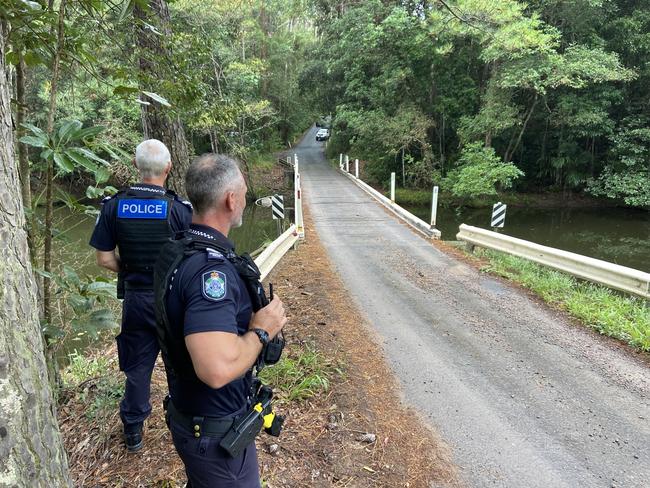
top-left (202, 270), bottom-right (227, 301)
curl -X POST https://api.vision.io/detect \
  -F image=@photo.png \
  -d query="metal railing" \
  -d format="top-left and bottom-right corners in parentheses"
top-left (339, 166), bottom-right (441, 239)
top-left (255, 224), bottom-right (299, 282)
top-left (457, 224), bottom-right (650, 299)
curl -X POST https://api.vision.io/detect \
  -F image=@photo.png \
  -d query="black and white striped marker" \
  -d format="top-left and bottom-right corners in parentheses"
top-left (271, 195), bottom-right (284, 220)
top-left (491, 202), bottom-right (507, 228)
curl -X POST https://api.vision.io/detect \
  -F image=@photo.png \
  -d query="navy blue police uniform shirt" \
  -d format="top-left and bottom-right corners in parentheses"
top-left (166, 223), bottom-right (254, 418)
top-left (89, 184), bottom-right (192, 286)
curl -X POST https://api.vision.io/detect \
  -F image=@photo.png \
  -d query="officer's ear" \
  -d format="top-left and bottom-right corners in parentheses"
top-left (164, 161), bottom-right (172, 176)
top-left (225, 191), bottom-right (236, 212)
top-left (132, 158), bottom-right (138, 170)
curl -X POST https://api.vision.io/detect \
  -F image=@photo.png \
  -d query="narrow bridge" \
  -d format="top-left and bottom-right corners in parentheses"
top-left (269, 126), bottom-right (649, 488)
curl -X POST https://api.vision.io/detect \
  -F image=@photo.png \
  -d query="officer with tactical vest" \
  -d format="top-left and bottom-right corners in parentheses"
top-left (89, 139), bottom-right (192, 451)
top-left (153, 154), bottom-right (286, 487)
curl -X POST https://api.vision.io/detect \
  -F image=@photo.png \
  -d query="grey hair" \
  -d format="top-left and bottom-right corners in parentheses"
top-left (186, 153), bottom-right (244, 214)
top-left (135, 139), bottom-right (171, 179)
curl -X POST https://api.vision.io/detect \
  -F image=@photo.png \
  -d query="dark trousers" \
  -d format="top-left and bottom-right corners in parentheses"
top-left (116, 289), bottom-right (159, 430)
top-left (169, 418), bottom-right (261, 487)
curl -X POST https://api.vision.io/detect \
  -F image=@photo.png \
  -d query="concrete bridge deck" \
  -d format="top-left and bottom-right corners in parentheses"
top-left (295, 126), bottom-right (650, 488)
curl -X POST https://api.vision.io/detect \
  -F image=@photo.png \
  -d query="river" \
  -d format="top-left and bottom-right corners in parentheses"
top-left (52, 202), bottom-right (288, 363)
top-left (403, 204), bottom-right (650, 272)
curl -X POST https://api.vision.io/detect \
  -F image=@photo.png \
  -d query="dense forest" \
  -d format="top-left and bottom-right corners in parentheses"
top-left (1, 0), bottom-right (646, 344)
top-left (307, 0), bottom-right (649, 207)
top-left (0, 1), bottom-right (648, 484)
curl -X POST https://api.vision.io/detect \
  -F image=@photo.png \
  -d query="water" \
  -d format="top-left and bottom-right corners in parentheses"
top-left (57, 204), bottom-right (288, 267)
top-left (52, 203), bottom-right (287, 363)
top-left (403, 204), bottom-right (650, 272)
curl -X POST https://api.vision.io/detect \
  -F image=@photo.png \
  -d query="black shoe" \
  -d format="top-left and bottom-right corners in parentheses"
top-left (124, 425), bottom-right (143, 452)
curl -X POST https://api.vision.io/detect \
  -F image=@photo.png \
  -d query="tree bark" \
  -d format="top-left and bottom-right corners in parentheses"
top-left (505, 93), bottom-right (538, 163)
top-left (135, 0), bottom-right (191, 195)
top-left (0, 21), bottom-right (71, 487)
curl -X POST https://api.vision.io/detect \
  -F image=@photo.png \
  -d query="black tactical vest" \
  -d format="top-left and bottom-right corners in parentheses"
top-left (115, 188), bottom-right (174, 273)
top-left (153, 232), bottom-right (269, 384)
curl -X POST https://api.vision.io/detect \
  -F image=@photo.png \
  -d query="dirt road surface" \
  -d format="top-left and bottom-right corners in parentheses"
top-left (295, 126), bottom-right (650, 488)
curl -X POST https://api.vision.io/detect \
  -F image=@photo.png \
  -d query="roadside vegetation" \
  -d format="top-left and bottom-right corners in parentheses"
top-left (309, 1), bottom-right (649, 209)
top-left (476, 249), bottom-right (650, 352)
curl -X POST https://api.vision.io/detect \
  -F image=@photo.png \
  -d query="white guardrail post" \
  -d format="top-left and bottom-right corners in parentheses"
top-left (456, 224), bottom-right (650, 299)
top-left (293, 153), bottom-right (305, 239)
top-left (390, 172), bottom-right (396, 203)
top-left (345, 154), bottom-right (349, 173)
top-left (431, 186), bottom-right (439, 228)
top-left (355, 158), bottom-right (359, 179)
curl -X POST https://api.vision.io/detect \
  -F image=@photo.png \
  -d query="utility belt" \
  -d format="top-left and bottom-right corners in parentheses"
top-left (165, 397), bottom-right (241, 437)
top-left (163, 380), bottom-right (284, 458)
top-left (124, 282), bottom-right (154, 292)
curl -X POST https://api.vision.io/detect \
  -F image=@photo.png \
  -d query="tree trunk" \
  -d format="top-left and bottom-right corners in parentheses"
top-left (135, 0), bottom-right (191, 195)
top-left (505, 93), bottom-right (538, 163)
top-left (0, 21), bottom-right (71, 487)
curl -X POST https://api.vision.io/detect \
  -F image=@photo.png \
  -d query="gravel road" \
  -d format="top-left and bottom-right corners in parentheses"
top-left (294, 126), bottom-right (650, 488)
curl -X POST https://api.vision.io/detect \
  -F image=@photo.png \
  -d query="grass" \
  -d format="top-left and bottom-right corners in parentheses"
top-left (477, 249), bottom-right (650, 351)
top-left (61, 350), bottom-right (124, 421)
top-left (258, 344), bottom-right (340, 402)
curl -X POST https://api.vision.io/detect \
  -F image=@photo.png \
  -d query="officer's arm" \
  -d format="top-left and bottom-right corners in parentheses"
top-left (185, 331), bottom-right (262, 389)
top-left (96, 250), bottom-right (120, 273)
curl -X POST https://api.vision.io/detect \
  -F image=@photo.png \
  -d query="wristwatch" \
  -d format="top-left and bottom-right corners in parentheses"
top-left (251, 328), bottom-right (269, 346)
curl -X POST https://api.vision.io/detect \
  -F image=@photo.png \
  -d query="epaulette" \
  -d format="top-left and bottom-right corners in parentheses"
top-left (166, 189), bottom-right (193, 210)
top-left (100, 189), bottom-right (125, 204)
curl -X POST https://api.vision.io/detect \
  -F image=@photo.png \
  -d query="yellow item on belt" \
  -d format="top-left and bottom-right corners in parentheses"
top-left (263, 412), bottom-right (275, 429)
top-left (253, 403), bottom-right (263, 413)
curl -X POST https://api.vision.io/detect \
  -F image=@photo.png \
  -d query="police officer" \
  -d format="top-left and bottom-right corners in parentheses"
top-left (89, 139), bottom-right (192, 451)
top-left (155, 154), bottom-right (286, 487)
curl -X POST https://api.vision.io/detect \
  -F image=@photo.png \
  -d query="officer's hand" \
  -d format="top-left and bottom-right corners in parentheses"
top-left (250, 296), bottom-right (287, 339)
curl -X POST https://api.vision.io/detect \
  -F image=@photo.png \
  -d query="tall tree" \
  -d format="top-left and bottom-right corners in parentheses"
top-left (0, 19), bottom-right (71, 487)
top-left (135, 0), bottom-right (191, 194)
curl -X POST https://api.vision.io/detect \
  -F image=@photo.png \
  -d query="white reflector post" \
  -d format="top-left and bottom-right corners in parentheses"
top-left (355, 158), bottom-right (359, 179)
top-left (339, 153), bottom-right (343, 170)
top-left (491, 202), bottom-right (507, 228)
top-left (345, 154), bottom-right (349, 173)
top-left (431, 186), bottom-right (439, 227)
top-left (294, 172), bottom-right (304, 238)
top-left (390, 172), bottom-right (396, 203)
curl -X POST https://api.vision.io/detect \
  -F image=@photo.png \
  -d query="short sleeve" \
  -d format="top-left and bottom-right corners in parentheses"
top-left (182, 264), bottom-right (241, 336)
top-left (89, 199), bottom-right (116, 251)
top-left (170, 200), bottom-right (192, 233)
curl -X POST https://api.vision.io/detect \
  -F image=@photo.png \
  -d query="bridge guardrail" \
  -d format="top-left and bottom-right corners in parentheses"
top-left (457, 224), bottom-right (650, 299)
top-left (340, 169), bottom-right (441, 239)
top-left (255, 223), bottom-right (299, 282)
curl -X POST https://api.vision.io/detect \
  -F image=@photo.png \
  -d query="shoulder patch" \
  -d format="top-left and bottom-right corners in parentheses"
top-left (202, 270), bottom-right (227, 301)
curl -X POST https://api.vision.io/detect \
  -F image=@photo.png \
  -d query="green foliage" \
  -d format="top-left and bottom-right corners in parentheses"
top-left (308, 0), bottom-right (646, 202)
top-left (588, 119), bottom-right (650, 207)
top-left (478, 249), bottom-right (650, 351)
top-left (61, 350), bottom-right (124, 421)
top-left (258, 346), bottom-right (338, 403)
top-left (37, 265), bottom-right (118, 348)
top-left (444, 143), bottom-right (524, 199)
top-left (20, 120), bottom-right (112, 183)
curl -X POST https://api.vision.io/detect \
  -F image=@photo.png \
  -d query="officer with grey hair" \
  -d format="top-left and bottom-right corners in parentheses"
top-left (154, 153), bottom-right (287, 486)
top-left (90, 139), bottom-right (192, 451)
